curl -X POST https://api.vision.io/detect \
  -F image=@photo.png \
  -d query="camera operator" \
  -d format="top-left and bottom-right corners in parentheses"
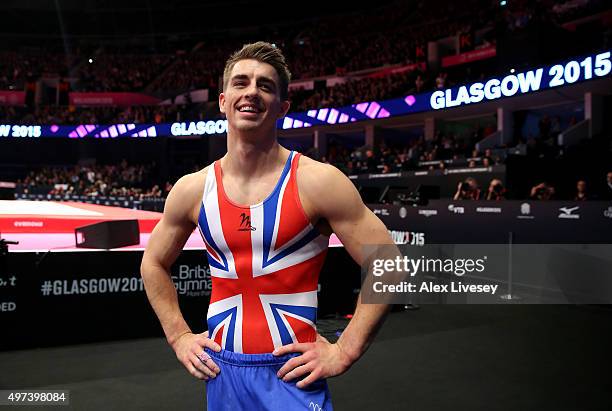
top-left (530, 182), bottom-right (555, 200)
top-left (453, 177), bottom-right (481, 200)
top-left (486, 178), bottom-right (506, 201)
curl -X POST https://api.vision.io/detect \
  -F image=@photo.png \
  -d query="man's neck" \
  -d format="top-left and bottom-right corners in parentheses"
top-left (222, 131), bottom-right (288, 179)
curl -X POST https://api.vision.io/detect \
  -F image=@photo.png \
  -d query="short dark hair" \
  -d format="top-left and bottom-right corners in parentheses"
top-left (222, 41), bottom-right (291, 100)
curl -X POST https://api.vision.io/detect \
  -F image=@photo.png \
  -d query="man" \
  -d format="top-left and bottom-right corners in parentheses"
top-left (453, 177), bottom-right (481, 200)
top-left (574, 179), bottom-right (588, 201)
top-left (530, 182), bottom-right (555, 200)
top-left (141, 42), bottom-right (392, 410)
top-left (486, 178), bottom-right (506, 201)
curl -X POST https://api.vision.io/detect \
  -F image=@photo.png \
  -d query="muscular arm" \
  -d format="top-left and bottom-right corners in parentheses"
top-left (141, 174), bottom-right (199, 345)
top-left (141, 170), bottom-right (222, 381)
top-left (310, 164), bottom-right (393, 363)
top-left (276, 160), bottom-right (395, 387)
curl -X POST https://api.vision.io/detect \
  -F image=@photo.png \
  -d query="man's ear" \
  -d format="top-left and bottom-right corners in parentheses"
top-left (219, 92), bottom-right (226, 114)
top-left (278, 100), bottom-right (290, 118)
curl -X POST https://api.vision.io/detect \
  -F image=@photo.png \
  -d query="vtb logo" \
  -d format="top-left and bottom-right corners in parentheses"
top-left (238, 213), bottom-right (256, 231)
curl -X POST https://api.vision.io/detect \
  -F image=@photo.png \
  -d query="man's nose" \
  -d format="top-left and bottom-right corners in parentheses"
top-left (243, 82), bottom-right (259, 98)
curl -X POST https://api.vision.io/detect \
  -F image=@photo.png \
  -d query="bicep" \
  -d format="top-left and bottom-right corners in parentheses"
top-left (142, 179), bottom-right (197, 270)
top-left (317, 168), bottom-right (393, 266)
top-left (144, 215), bottom-right (195, 270)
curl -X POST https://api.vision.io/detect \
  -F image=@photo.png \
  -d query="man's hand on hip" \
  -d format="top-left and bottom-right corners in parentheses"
top-left (172, 331), bottom-right (222, 381)
top-left (273, 334), bottom-right (353, 389)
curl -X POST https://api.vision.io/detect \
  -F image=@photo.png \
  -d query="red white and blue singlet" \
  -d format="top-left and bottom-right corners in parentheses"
top-left (197, 151), bottom-right (329, 354)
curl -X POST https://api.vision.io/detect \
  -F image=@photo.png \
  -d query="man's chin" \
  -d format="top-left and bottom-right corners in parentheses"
top-left (235, 123), bottom-right (261, 132)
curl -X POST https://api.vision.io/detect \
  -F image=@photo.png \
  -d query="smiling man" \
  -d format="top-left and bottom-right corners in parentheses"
top-left (141, 41), bottom-right (393, 410)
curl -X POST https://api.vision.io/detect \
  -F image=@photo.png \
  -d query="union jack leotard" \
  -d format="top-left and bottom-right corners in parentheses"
top-left (198, 151), bottom-right (328, 354)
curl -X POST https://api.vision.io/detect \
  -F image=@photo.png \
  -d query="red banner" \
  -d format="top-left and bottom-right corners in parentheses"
top-left (442, 46), bottom-right (497, 68)
top-left (0, 91), bottom-right (25, 105)
top-left (69, 92), bottom-right (161, 106)
top-left (364, 62), bottom-right (426, 79)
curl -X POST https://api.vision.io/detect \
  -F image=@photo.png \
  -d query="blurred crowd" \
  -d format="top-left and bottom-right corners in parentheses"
top-left (15, 160), bottom-right (171, 199)
top-left (0, 0), bottom-right (606, 125)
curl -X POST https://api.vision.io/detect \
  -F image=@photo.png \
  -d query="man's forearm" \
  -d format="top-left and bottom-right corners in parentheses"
top-left (141, 261), bottom-right (191, 346)
top-left (335, 296), bottom-right (390, 364)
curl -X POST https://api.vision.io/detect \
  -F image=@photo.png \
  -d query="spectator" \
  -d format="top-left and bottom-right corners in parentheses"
top-left (574, 180), bottom-right (588, 201)
top-left (453, 177), bottom-right (481, 200)
top-left (486, 178), bottom-right (506, 201)
top-left (600, 172), bottom-right (612, 200)
top-left (530, 182), bottom-right (555, 200)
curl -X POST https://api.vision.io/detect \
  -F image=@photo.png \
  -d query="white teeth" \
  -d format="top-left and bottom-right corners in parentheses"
top-left (238, 106), bottom-right (257, 112)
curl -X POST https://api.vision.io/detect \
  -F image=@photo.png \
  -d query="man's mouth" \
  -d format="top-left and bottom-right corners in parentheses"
top-left (236, 104), bottom-right (262, 113)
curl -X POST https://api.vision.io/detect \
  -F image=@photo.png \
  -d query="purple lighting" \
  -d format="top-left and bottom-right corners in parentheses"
top-left (317, 108), bottom-right (329, 121)
top-left (307, 110), bottom-right (317, 118)
top-left (339, 114), bottom-right (349, 123)
top-left (354, 102), bottom-right (369, 113)
top-left (404, 95), bottom-right (416, 106)
top-left (50, 125), bottom-right (59, 133)
top-left (377, 108), bottom-right (390, 118)
top-left (365, 102), bottom-right (381, 119)
top-left (293, 120), bottom-right (303, 128)
top-left (76, 125), bottom-right (87, 137)
top-left (327, 109), bottom-right (339, 124)
top-left (282, 117), bottom-right (293, 129)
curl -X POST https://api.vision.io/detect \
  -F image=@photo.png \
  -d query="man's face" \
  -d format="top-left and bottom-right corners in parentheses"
top-left (607, 172), bottom-right (612, 185)
top-left (219, 59), bottom-right (290, 134)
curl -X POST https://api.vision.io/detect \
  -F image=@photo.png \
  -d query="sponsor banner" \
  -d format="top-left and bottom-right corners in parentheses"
top-left (441, 46), bottom-right (497, 68)
top-left (367, 200), bottom-right (612, 244)
top-left (0, 250), bottom-right (212, 350)
top-left (69, 92), bottom-right (161, 106)
top-left (361, 62), bottom-right (426, 79)
top-left (0, 91), bottom-right (25, 105)
top-left (160, 89), bottom-right (209, 105)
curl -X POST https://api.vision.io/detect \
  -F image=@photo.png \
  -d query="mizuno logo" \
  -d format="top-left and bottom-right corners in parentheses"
top-left (558, 206), bottom-right (580, 219)
top-left (559, 206), bottom-right (578, 215)
top-left (238, 213), bottom-right (256, 231)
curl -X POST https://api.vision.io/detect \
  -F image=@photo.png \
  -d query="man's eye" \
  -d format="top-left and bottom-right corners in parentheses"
top-left (234, 82), bottom-right (245, 87)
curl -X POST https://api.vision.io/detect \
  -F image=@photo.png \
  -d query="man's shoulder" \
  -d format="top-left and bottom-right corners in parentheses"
top-left (165, 166), bottom-right (211, 222)
top-left (173, 166), bottom-right (210, 194)
top-left (296, 154), bottom-right (359, 218)
top-left (297, 155), bottom-right (347, 191)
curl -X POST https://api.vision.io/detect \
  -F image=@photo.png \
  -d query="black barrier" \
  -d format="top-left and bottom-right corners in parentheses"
top-left (0, 250), bottom-right (210, 350)
top-left (350, 165), bottom-right (506, 200)
top-left (368, 200), bottom-right (612, 243)
top-left (4, 200), bottom-right (609, 350)
top-left (0, 248), bottom-right (357, 350)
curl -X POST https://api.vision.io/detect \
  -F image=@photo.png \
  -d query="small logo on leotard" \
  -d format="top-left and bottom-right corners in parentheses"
top-left (309, 402), bottom-right (324, 411)
top-left (238, 213), bottom-right (256, 231)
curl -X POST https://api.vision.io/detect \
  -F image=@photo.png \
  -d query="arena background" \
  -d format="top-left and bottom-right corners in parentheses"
top-left (0, 0), bottom-right (611, 409)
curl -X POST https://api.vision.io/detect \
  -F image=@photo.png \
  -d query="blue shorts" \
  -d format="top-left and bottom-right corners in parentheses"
top-left (204, 348), bottom-right (333, 411)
